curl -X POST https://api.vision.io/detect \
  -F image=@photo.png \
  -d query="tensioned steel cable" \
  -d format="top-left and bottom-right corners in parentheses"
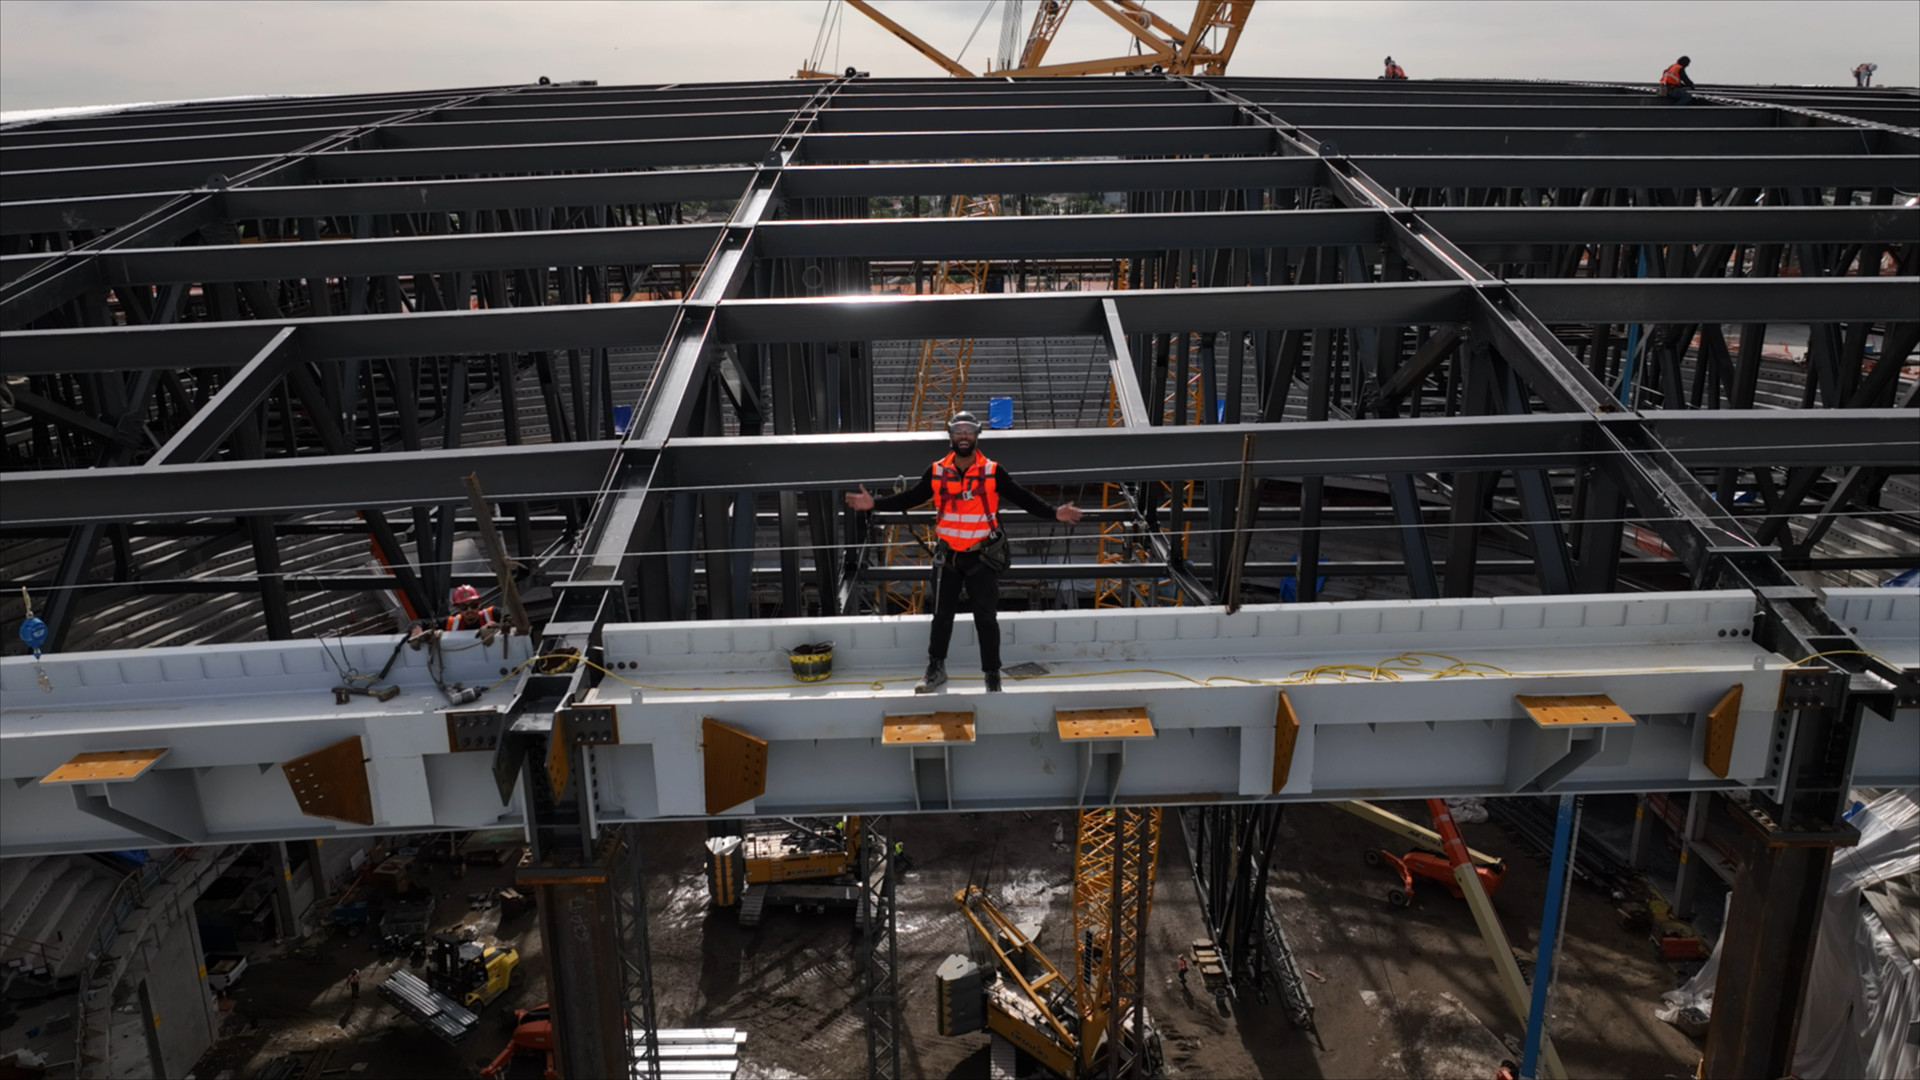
top-left (8, 506), bottom-right (1915, 593)
top-left (6, 428), bottom-right (1913, 524)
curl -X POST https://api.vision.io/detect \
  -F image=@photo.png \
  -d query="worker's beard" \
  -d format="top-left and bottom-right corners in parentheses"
top-left (950, 432), bottom-right (977, 455)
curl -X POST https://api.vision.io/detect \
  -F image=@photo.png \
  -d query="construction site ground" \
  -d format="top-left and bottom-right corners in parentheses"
top-left (189, 801), bottom-right (1703, 1079)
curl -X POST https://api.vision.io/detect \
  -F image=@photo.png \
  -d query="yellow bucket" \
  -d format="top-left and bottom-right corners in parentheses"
top-left (788, 641), bottom-right (834, 683)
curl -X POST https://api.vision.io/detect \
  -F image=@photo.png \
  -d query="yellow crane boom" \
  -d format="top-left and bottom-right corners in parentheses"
top-left (1019, 0), bottom-right (1076, 69)
top-left (845, 0), bottom-right (976, 77)
top-left (803, 0), bottom-right (1256, 80)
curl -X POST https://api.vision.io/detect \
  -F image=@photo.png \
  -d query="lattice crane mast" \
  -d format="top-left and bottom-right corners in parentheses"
top-left (952, 807), bottom-right (1164, 1078)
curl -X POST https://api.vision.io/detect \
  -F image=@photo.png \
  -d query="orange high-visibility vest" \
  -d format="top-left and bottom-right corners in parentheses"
top-left (1661, 62), bottom-right (1686, 86)
top-left (1385, 63), bottom-right (1406, 79)
top-left (932, 451), bottom-right (1001, 551)
top-left (445, 606), bottom-right (500, 632)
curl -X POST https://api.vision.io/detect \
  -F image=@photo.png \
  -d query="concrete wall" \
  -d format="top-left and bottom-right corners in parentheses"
top-left (132, 891), bottom-right (219, 1078)
top-left (310, 837), bottom-right (374, 897)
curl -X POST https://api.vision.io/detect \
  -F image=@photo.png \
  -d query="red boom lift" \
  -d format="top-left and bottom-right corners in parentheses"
top-left (479, 1004), bottom-right (555, 1080)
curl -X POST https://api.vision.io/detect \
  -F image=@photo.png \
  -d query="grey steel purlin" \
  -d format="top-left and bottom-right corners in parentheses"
top-left (5, 71), bottom-right (1919, 1079)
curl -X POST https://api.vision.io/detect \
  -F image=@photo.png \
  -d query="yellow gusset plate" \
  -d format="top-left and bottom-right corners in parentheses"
top-left (40, 748), bottom-right (169, 784)
top-left (1055, 706), bottom-right (1154, 740)
top-left (1515, 694), bottom-right (1637, 727)
top-left (882, 711), bottom-right (976, 744)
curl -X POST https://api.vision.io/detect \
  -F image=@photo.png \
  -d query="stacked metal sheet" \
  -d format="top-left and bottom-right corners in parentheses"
top-left (633, 1027), bottom-right (747, 1079)
top-left (377, 969), bottom-right (480, 1045)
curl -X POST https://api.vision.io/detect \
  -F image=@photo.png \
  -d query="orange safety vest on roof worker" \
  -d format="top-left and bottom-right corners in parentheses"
top-left (1385, 62), bottom-right (1406, 79)
top-left (1661, 62), bottom-right (1686, 86)
top-left (445, 606), bottom-right (500, 632)
top-left (932, 451), bottom-right (1001, 552)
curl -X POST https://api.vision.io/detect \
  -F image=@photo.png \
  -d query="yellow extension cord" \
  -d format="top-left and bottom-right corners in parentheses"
top-left (482, 647), bottom-right (1899, 696)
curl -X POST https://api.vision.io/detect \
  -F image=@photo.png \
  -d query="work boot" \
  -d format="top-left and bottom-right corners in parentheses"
top-left (915, 661), bottom-right (948, 694)
top-left (984, 669), bottom-right (1003, 693)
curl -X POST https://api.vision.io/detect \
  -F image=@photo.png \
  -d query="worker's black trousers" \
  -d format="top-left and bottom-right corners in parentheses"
top-left (927, 548), bottom-right (1002, 673)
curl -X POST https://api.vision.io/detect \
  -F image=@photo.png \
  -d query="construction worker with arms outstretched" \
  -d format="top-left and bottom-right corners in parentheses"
top-left (844, 410), bottom-right (1083, 694)
top-left (1660, 55), bottom-right (1695, 105)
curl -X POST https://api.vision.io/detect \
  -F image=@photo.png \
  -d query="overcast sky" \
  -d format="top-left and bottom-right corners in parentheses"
top-left (1, 0), bottom-right (1913, 115)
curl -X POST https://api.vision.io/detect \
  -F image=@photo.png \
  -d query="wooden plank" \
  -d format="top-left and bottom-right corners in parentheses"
top-left (1055, 706), bottom-right (1154, 740)
top-left (1271, 691), bottom-right (1299, 794)
top-left (1704, 683), bottom-right (1742, 779)
top-left (280, 736), bottom-right (373, 826)
top-left (1515, 694), bottom-right (1636, 727)
top-left (39, 748), bottom-right (168, 784)
top-left (882, 710), bottom-right (976, 744)
top-left (702, 717), bottom-right (768, 815)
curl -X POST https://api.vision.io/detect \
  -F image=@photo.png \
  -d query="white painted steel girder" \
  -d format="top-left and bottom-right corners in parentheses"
top-left (1, 591), bottom-right (1914, 856)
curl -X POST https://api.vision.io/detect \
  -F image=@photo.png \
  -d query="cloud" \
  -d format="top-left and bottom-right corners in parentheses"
top-left (1, 0), bottom-right (1911, 115)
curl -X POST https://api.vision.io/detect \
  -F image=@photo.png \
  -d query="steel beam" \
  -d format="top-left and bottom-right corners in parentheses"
top-left (1511, 278), bottom-right (1920, 326)
top-left (754, 209), bottom-right (1384, 260)
top-left (146, 326), bottom-right (301, 466)
top-left (779, 156), bottom-right (1324, 197)
top-left (214, 168), bottom-right (757, 220)
top-left (6, 409), bottom-right (1911, 526)
top-left (1356, 155), bottom-right (1920, 190)
top-left (715, 282), bottom-right (1474, 342)
top-left (21, 224), bottom-right (723, 286)
top-left (1420, 206), bottom-right (1920, 246)
top-left (0, 86), bottom-right (526, 325)
top-left (1701, 834), bottom-right (1834, 1078)
top-left (0, 442), bottom-right (631, 525)
top-left (3, 591), bottom-right (1914, 855)
top-left (1, 301), bottom-right (679, 375)
top-left (795, 125), bottom-right (1274, 162)
top-left (0, 127), bottom-right (347, 174)
top-left (375, 110), bottom-right (791, 148)
top-left (1312, 125), bottom-right (1879, 156)
top-left (812, 102), bottom-right (1239, 133)
top-left (306, 136), bottom-right (771, 181)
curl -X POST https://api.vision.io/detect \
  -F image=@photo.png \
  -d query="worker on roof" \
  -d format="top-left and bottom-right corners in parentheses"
top-left (844, 410), bottom-right (1083, 694)
top-left (1383, 56), bottom-right (1407, 80)
top-left (1852, 62), bottom-right (1877, 88)
top-left (1659, 56), bottom-right (1695, 105)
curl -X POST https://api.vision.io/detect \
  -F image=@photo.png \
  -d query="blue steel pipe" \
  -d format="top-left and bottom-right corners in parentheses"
top-left (1618, 247), bottom-right (1650, 409)
top-left (1521, 793), bottom-right (1577, 1079)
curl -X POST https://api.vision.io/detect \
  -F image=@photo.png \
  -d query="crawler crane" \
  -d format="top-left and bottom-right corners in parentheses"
top-left (705, 815), bottom-right (877, 925)
top-left (948, 807), bottom-right (1164, 1079)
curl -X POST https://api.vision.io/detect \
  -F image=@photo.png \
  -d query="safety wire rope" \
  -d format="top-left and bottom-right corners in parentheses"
top-left (23, 428), bottom-right (1907, 523)
top-left (12, 502), bottom-right (1916, 596)
top-left (12, 412), bottom-right (1910, 536)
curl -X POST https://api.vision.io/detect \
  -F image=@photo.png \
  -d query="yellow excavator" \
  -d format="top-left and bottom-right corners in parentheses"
top-left (942, 808), bottom-right (1164, 1078)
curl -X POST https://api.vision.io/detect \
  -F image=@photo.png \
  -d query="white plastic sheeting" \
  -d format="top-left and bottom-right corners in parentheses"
top-left (1658, 789), bottom-right (1920, 1079)
top-left (1794, 789), bottom-right (1920, 1080)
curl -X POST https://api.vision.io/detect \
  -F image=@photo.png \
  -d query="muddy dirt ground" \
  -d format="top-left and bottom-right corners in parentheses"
top-left (192, 801), bottom-right (1705, 1079)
